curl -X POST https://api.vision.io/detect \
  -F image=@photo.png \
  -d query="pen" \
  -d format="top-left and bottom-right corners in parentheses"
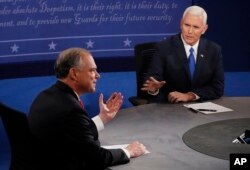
top-left (188, 107), bottom-right (198, 113)
top-left (197, 109), bottom-right (217, 112)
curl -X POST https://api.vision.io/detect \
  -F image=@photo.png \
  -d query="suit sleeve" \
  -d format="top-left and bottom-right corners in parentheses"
top-left (63, 109), bottom-right (129, 169)
top-left (192, 46), bottom-right (224, 101)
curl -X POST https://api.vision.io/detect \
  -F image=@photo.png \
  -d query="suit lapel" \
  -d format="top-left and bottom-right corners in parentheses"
top-left (173, 35), bottom-right (191, 81)
top-left (193, 39), bottom-right (206, 84)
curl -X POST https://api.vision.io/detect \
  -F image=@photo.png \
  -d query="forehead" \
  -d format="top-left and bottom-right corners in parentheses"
top-left (183, 13), bottom-right (204, 25)
top-left (81, 53), bottom-right (97, 68)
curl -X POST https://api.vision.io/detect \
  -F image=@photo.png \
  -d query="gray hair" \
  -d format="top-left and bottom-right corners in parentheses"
top-left (54, 47), bottom-right (89, 78)
top-left (183, 5), bottom-right (207, 25)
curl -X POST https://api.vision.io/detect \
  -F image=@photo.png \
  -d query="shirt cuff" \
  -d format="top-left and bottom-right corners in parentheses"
top-left (92, 116), bottom-right (104, 131)
top-left (147, 89), bottom-right (159, 96)
top-left (122, 148), bottom-right (131, 159)
top-left (191, 92), bottom-right (200, 101)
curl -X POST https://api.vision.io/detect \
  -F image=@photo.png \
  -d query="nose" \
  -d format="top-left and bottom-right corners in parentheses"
top-left (96, 71), bottom-right (100, 79)
top-left (188, 27), bottom-right (193, 34)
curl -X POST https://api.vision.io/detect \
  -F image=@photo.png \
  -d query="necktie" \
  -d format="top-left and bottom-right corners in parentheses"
top-left (188, 47), bottom-right (195, 79)
top-left (79, 99), bottom-right (84, 109)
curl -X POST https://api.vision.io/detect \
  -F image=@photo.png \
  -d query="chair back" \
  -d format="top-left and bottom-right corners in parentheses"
top-left (134, 42), bottom-right (157, 97)
top-left (0, 103), bottom-right (38, 170)
top-left (128, 42), bottom-right (157, 106)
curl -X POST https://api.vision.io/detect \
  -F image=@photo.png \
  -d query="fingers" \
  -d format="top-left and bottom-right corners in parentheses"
top-left (149, 77), bottom-right (166, 86)
top-left (168, 96), bottom-right (178, 103)
top-left (106, 92), bottom-right (116, 103)
top-left (110, 92), bottom-right (123, 104)
top-left (160, 81), bottom-right (166, 86)
top-left (126, 141), bottom-right (146, 158)
top-left (168, 92), bottom-right (177, 103)
top-left (99, 93), bottom-right (104, 104)
top-left (106, 92), bottom-right (123, 110)
top-left (99, 92), bottom-right (123, 109)
top-left (141, 77), bottom-right (165, 92)
top-left (141, 80), bottom-right (152, 91)
top-left (106, 92), bottom-right (122, 102)
top-left (149, 76), bottom-right (157, 82)
top-left (168, 92), bottom-right (188, 103)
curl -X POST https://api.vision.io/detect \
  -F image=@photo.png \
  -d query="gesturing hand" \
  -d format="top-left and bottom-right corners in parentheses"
top-left (141, 76), bottom-right (166, 93)
top-left (99, 92), bottom-right (123, 124)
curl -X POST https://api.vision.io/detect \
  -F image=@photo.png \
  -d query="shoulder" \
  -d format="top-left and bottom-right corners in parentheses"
top-left (200, 38), bottom-right (222, 51)
top-left (30, 83), bottom-right (77, 112)
top-left (157, 34), bottom-right (182, 48)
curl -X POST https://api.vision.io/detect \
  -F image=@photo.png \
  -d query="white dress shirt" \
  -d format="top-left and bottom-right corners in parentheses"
top-left (74, 91), bottom-right (130, 158)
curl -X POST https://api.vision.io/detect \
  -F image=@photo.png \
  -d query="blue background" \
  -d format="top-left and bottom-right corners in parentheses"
top-left (0, 0), bottom-right (190, 63)
top-left (1, 1), bottom-right (250, 169)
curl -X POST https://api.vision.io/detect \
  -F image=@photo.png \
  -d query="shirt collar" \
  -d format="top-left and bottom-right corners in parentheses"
top-left (181, 34), bottom-right (199, 56)
top-left (73, 91), bottom-right (81, 101)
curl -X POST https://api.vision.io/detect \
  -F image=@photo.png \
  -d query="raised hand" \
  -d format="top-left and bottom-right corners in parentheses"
top-left (141, 76), bottom-right (166, 93)
top-left (98, 92), bottom-right (123, 124)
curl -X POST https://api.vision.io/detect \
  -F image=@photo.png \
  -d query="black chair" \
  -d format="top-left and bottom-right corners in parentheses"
top-left (129, 42), bottom-right (157, 106)
top-left (0, 103), bottom-right (40, 170)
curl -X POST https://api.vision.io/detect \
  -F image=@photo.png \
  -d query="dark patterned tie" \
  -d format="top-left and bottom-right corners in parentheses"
top-left (188, 47), bottom-right (195, 79)
top-left (79, 99), bottom-right (84, 109)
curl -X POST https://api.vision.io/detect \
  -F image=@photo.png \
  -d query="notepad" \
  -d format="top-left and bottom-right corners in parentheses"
top-left (102, 144), bottom-right (150, 154)
top-left (184, 102), bottom-right (233, 114)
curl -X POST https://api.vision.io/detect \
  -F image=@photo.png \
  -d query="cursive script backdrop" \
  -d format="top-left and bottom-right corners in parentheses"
top-left (0, 0), bottom-right (191, 63)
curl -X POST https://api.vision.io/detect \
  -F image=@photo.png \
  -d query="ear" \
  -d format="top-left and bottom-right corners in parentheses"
top-left (69, 68), bottom-right (78, 81)
top-left (202, 24), bottom-right (208, 34)
top-left (180, 18), bottom-right (183, 30)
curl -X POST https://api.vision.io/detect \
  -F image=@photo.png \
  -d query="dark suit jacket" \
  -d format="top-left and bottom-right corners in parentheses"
top-left (146, 34), bottom-right (224, 102)
top-left (28, 81), bottom-right (129, 170)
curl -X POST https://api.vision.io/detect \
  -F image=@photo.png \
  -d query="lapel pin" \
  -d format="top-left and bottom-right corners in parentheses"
top-left (200, 54), bottom-right (204, 58)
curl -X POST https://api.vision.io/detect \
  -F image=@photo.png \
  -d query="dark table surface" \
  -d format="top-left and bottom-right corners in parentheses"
top-left (99, 97), bottom-right (250, 170)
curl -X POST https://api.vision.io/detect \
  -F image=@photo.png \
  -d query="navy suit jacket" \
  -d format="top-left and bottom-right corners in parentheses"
top-left (146, 34), bottom-right (224, 102)
top-left (28, 81), bottom-right (129, 170)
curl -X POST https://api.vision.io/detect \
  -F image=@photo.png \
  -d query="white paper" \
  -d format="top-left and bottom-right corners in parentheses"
top-left (102, 144), bottom-right (150, 154)
top-left (184, 102), bottom-right (233, 114)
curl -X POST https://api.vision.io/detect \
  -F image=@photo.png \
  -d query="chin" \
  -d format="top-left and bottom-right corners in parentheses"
top-left (186, 41), bottom-right (195, 46)
top-left (90, 88), bottom-right (96, 93)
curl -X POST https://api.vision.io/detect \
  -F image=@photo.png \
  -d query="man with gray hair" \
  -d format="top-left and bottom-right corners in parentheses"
top-left (142, 5), bottom-right (224, 103)
top-left (28, 48), bottom-right (146, 170)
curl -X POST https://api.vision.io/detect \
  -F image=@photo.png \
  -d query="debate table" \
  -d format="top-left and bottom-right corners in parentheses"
top-left (99, 97), bottom-right (250, 170)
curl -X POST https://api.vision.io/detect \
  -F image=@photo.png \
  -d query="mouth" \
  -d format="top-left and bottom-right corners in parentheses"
top-left (185, 35), bottom-right (193, 40)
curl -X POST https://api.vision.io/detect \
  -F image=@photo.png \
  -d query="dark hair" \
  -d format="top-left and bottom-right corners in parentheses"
top-left (54, 48), bottom-right (86, 78)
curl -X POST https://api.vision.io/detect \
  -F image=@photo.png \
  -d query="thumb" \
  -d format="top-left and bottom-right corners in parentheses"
top-left (99, 93), bottom-right (104, 104)
top-left (160, 81), bottom-right (166, 85)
